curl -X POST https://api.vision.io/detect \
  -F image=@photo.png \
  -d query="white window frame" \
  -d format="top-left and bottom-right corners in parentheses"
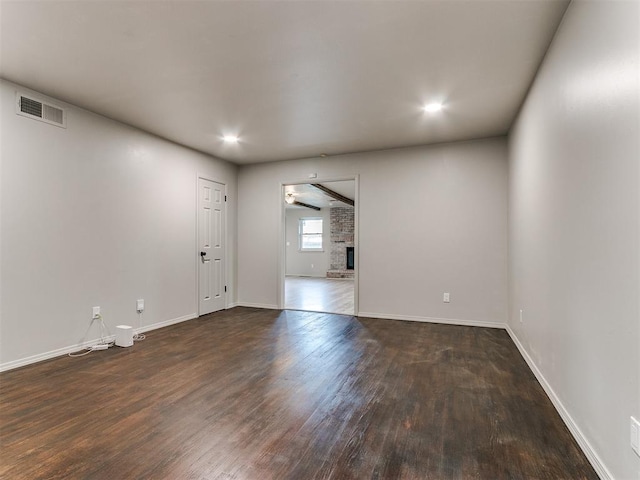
top-left (299, 217), bottom-right (324, 252)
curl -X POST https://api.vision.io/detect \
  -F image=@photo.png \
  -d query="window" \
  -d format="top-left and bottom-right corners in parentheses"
top-left (299, 217), bottom-right (323, 251)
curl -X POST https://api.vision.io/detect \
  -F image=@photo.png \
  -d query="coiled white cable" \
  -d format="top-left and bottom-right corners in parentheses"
top-left (133, 311), bottom-right (145, 341)
top-left (68, 313), bottom-right (113, 357)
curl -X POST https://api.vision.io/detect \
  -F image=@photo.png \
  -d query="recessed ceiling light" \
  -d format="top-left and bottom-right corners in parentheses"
top-left (223, 135), bottom-right (239, 143)
top-left (423, 102), bottom-right (443, 113)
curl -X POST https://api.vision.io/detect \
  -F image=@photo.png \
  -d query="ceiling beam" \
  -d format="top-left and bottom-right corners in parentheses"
top-left (310, 184), bottom-right (355, 206)
top-left (293, 200), bottom-right (321, 211)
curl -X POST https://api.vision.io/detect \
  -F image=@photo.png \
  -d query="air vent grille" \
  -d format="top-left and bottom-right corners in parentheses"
top-left (43, 104), bottom-right (64, 124)
top-left (16, 93), bottom-right (66, 128)
top-left (20, 96), bottom-right (43, 117)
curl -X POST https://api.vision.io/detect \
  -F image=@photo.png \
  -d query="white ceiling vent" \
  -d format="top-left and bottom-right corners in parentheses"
top-left (16, 93), bottom-right (66, 128)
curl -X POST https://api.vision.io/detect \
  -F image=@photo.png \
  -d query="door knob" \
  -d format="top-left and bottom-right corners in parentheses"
top-left (200, 251), bottom-right (207, 256)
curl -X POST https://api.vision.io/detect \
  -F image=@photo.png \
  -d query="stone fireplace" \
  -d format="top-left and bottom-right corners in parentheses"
top-left (327, 206), bottom-right (355, 279)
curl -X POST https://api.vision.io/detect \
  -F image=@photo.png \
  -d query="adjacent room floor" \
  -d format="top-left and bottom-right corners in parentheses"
top-left (285, 276), bottom-right (354, 315)
top-left (0, 308), bottom-right (597, 480)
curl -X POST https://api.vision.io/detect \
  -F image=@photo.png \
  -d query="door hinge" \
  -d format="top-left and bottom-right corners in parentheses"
top-left (224, 195), bottom-right (227, 202)
top-left (224, 286), bottom-right (227, 292)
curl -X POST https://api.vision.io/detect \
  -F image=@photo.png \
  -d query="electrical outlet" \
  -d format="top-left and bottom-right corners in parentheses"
top-left (92, 306), bottom-right (100, 319)
top-left (631, 416), bottom-right (640, 457)
top-left (137, 299), bottom-right (144, 312)
top-left (443, 292), bottom-right (450, 303)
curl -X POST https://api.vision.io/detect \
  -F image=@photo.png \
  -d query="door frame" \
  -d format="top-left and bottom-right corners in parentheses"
top-left (196, 174), bottom-right (228, 316)
top-left (278, 175), bottom-right (360, 315)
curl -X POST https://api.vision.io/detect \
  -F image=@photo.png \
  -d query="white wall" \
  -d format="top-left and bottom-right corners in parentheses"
top-left (0, 80), bottom-right (238, 369)
top-left (508, 1), bottom-right (640, 478)
top-left (238, 137), bottom-right (508, 325)
top-left (285, 208), bottom-right (330, 277)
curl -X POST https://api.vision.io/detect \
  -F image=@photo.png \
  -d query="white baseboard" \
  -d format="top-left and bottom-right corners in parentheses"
top-left (226, 302), bottom-right (239, 309)
top-left (135, 313), bottom-right (197, 335)
top-left (0, 313), bottom-right (198, 372)
top-left (505, 325), bottom-right (612, 480)
top-left (235, 302), bottom-right (280, 310)
top-left (357, 311), bottom-right (506, 329)
top-left (0, 335), bottom-right (114, 372)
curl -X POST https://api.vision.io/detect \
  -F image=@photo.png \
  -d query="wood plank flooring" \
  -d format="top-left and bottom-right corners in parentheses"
top-left (0, 308), bottom-right (597, 479)
top-left (285, 276), bottom-right (354, 315)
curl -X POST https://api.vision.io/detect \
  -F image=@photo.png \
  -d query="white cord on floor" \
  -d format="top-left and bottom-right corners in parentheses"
top-left (68, 348), bottom-right (93, 357)
top-left (134, 311), bottom-right (145, 341)
top-left (68, 313), bottom-right (114, 357)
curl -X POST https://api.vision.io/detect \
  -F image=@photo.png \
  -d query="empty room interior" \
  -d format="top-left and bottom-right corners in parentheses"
top-left (0, 1), bottom-right (638, 479)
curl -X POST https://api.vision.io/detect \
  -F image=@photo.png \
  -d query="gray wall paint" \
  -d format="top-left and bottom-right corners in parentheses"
top-left (0, 80), bottom-right (238, 367)
top-left (285, 208), bottom-right (330, 277)
top-left (508, 1), bottom-right (640, 478)
top-left (238, 137), bottom-right (509, 324)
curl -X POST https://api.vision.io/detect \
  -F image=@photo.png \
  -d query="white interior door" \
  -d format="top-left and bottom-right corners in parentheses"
top-left (198, 178), bottom-right (226, 315)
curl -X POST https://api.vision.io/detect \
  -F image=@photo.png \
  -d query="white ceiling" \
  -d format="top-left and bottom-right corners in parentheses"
top-left (0, 0), bottom-right (569, 164)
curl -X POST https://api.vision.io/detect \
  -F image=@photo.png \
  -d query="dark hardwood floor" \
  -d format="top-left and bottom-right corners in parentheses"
top-left (0, 308), bottom-right (597, 479)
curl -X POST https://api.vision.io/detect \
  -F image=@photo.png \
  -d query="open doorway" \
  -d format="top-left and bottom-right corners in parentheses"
top-left (282, 180), bottom-right (356, 315)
